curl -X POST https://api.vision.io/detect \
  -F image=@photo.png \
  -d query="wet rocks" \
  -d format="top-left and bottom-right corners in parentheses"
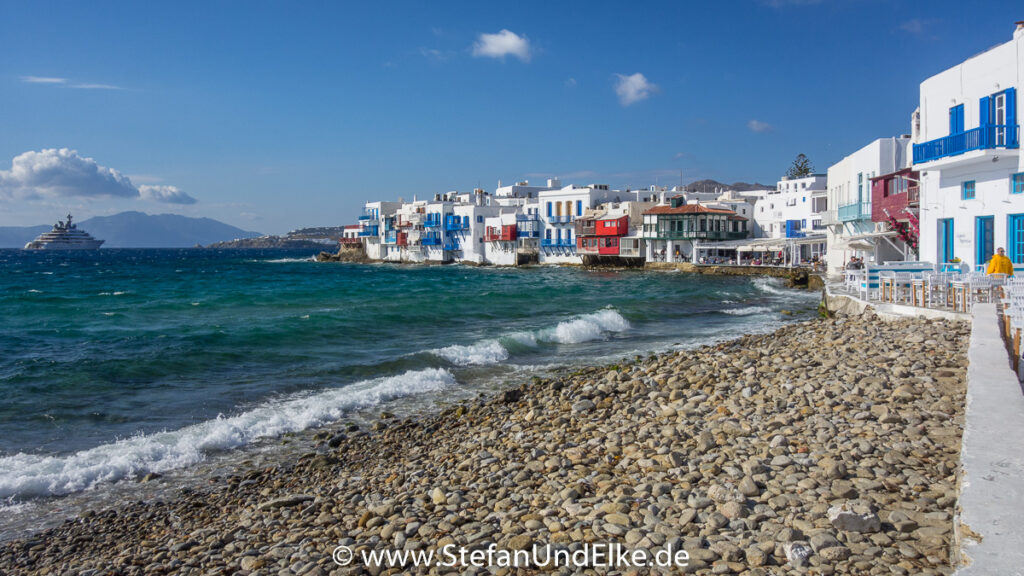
top-left (0, 314), bottom-right (970, 576)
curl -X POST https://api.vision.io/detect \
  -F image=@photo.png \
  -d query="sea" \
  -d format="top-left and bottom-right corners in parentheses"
top-left (0, 248), bottom-right (819, 540)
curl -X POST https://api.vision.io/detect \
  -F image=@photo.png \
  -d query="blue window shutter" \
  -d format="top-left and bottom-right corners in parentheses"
top-left (950, 104), bottom-right (964, 134)
top-left (980, 96), bottom-right (991, 127)
top-left (1007, 88), bottom-right (1018, 147)
top-left (576, 200), bottom-right (582, 216)
top-left (547, 202), bottom-right (552, 217)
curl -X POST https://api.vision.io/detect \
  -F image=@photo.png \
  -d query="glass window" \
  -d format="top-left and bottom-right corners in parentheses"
top-left (1012, 173), bottom-right (1024, 195)
top-left (962, 181), bottom-right (976, 200)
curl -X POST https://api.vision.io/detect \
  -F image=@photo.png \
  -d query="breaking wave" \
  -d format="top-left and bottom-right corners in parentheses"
top-left (0, 368), bottom-right (455, 500)
top-left (429, 309), bottom-right (630, 366)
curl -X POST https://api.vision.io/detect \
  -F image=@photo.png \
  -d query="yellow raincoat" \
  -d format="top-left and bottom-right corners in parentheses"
top-left (987, 253), bottom-right (1015, 275)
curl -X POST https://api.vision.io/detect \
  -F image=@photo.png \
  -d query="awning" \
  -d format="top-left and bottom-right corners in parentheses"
top-left (838, 230), bottom-right (899, 252)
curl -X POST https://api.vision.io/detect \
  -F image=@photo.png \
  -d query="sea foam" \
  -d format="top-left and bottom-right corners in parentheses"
top-left (428, 308), bottom-right (630, 366)
top-left (722, 306), bottom-right (772, 316)
top-left (0, 368), bottom-right (454, 500)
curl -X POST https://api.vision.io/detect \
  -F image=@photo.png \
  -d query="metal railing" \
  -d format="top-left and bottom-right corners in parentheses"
top-left (838, 203), bottom-right (872, 222)
top-left (913, 124), bottom-right (1019, 164)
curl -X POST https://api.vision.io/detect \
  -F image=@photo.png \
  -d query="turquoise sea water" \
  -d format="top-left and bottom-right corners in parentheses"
top-left (0, 248), bottom-right (817, 510)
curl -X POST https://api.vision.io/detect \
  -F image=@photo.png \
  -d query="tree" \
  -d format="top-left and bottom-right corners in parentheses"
top-left (785, 154), bottom-right (814, 179)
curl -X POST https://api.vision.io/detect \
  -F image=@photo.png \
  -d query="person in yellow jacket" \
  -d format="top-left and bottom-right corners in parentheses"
top-left (987, 247), bottom-right (1014, 275)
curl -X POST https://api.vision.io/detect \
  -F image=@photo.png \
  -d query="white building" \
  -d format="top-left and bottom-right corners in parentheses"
top-left (483, 212), bottom-right (520, 266)
top-left (360, 201), bottom-right (402, 261)
top-left (915, 23), bottom-right (1023, 271)
top-left (753, 175), bottom-right (827, 239)
top-left (824, 137), bottom-right (912, 277)
top-left (493, 179), bottom-right (561, 208)
top-left (537, 184), bottom-right (623, 264)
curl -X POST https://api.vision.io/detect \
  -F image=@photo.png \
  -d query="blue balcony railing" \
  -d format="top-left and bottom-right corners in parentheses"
top-left (424, 214), bottom-right (442, 228)
top-left (443, 241), bottom-right (460, 251)
top-left (837, 203), bottom-right (872, 222)
top-left (384, 231), bottom-right (397, 244)
top-left (517, 230), bottom-right (541, 238)
top-left (913, 124), bottom-right (1019, 164)
top-left (547, 215), bottom-right (575, 223)
top-left (444, 215), bottom-right (468, 231)
top-left (358, 225), bottom-right (380, 237)
top-left (541, 238), bottom-right (576, 248)
top-left (421, 234), bottom-right (442, 246)
top-left (358, 215), bottom-right (373, 221)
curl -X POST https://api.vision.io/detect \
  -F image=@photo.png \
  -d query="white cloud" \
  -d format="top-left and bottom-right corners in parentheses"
top-left (0, 148), bottom-right (139, 199)
top-left (747, 119), bottom-right (774, 133)
top-left (140, 185), bottom-right (197, 205)
top-left (71, 83), bottom-right (123, 90)
top-left (0, 148), bottom-right (194, 206)
top-left (419, 47), bottom-right (452, 62)
top-left (21, 76), bottom-right (67, 84)
top-left (472, 29), bottom-right (532, 62)
top-left (564, 77), bottom-right (577, 88)
top-left (19, 76), bottom-right (122, 90)
top-left (614, 73), bottom-right (658, 106)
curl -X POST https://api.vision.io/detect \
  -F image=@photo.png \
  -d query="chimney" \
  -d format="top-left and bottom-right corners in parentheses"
top-left (1017, 21), bottom-right (1024, 39)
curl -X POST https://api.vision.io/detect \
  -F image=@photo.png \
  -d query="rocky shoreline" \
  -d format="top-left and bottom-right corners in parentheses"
top-left (0, 314), bottom-right (968, 575)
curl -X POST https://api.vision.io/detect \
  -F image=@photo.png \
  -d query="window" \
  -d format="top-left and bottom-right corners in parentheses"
top-left (1015, 173), bottom-right (1024, 194)
top-left (576, 200), bottom-right (582, 216)
top-left (857, 173), bottom-right (863, 203)
top-left (962, 181), bottom-right (976, 200)
top-left (547, 202), bottom-right (552, 217)
top-left (477, 215), bottom-right (483, 223)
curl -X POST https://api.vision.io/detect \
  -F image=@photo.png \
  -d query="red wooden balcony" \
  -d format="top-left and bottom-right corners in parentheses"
top-left (484, 225), bottom-right (517, 242)
top-left (871, 169), bottom-right (919, 222)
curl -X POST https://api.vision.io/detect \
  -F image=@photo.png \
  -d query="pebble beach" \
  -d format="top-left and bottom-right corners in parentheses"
top-left (0, 312), bottom-right (970, 576)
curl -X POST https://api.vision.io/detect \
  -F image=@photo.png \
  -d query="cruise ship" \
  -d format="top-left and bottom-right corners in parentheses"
top-left (24, 214), bottom-right (104, 250)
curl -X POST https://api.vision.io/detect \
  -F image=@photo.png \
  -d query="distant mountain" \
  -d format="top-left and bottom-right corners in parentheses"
top-left (684, 179), bottom-right (775, 193)
top-left (0, 225), bottom-right (51, 248)
top-left (0, 212), bottom-right (261, 248)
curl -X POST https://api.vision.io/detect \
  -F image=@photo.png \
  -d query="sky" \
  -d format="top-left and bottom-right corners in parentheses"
top-left (0, 0), bottom-right (1020, 234)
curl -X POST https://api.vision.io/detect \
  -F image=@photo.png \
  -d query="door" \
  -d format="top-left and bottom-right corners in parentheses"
top-left (994, 92), bottom-right (1007, 146)
top-left (938, 218), bottom-right (954, 264)
top-left (1009, 214), bottom-right (1024, 264)
top-left (976, 216), bottom-right (994, 270)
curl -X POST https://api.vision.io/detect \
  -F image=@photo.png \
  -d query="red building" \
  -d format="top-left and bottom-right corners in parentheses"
top-left (577, 214), bottom-right (631, 256)
top-left (870, 168), bottom-right (920, 252)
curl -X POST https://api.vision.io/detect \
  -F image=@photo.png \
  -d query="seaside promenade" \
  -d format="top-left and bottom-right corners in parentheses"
top-left (0, 307), bottom-right (972, 575)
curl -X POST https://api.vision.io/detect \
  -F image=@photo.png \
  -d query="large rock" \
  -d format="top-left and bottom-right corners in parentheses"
top-left (828, 501), bottom-right (881, 533)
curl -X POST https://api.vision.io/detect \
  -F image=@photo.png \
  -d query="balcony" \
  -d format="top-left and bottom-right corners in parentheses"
top-left (647, 230), bottom-right (748, 241)
top-left (541, 238), bottom-right (576, 248)
top-left (576, 221), bottom-right (596, 236)
top-left (424, 214), bottom-right (442, 228)
top-left (547, 214), bottom-right (575, 224)
top-left (357, 215), bottom-right (373, 221)
top-left (443, 241), bottom-right (461, 251)
top-left (358, 225), bottom-right (379, 237)
top-left (421, 233), bottom-right (442, 246)
top-left (484, 226), bottom-right (517, 242)
top-left (820, 210), bottom-right (839, 226)
top-left (444, 216), bottom-right (469, 231)
top-left (838, 202), bottom-right (872, 222)
top-left (384, 231), bottom-right (398, 244)
top-left (913, 124), bottom-right (1019, 164)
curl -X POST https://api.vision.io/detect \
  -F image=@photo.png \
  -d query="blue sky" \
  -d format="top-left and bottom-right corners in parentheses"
top-left (0, 1), bottom-right (1019, 233)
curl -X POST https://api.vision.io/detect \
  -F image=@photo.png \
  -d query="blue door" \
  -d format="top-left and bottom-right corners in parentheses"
top-left (938, 218), bottom-right (955, 263)
top-left (976, 216), bottom-right (994, 270)
top-left (1009, 214), bottom-right (1024, 264)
